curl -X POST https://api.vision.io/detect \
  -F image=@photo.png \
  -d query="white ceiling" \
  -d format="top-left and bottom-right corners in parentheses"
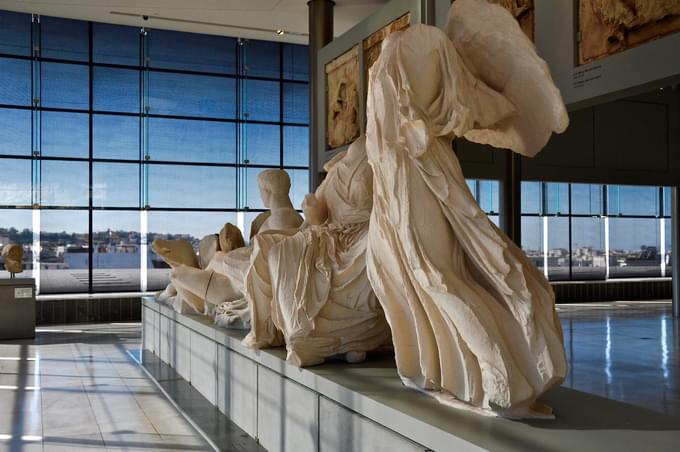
top-left (0, 0), bottom-right (386, 44)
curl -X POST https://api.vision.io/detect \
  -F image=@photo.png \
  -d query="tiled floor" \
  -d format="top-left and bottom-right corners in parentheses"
top-left (559, 301), bottom-right (679, 417)
top-left (0, 323), bottom-right (214, 452)
top-left (139, 352), bottom-right (264, 452)
top-left (0, 301), bottom-right (678, 452)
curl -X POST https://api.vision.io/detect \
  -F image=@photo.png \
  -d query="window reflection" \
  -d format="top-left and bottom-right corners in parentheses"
top-left (289, 169), bottom-right (310, 210)
top-left (0, 11), bottom-right (31, 56)
top-left (41, 112), bottom-right (89, 158)
top-left (243, 79), bottom-right (280, 122)
top-left (0, 109), bottom-right (31, 156)
top-left (478, 180), bottom-right (499, 214)
top-left (609, 218), bottom-right (661, 278)
top-left (92, 211), bottom-right (141, 292)
top-left (41, 16), bottom-right (89, 62)
top-left (545, 182), bottom-right (569, 215)
top-left (243, 123), bottom-right (280, 166)
top-left (93, 115), bottom-right (140, 160)
top-left (40, 161), bottom-right (89, 207)
top-left (607, 185), bottom-right (659, 216)
top-left (283, 44), bottom-right (309, 82)
top-left (41, 62), bottom-right (89, 110)
top-left (521, 216), bottom-right (544, 273)
top-left (0, 58), bottom-right (31, 106)
top-left (93, 67), bottom-right (140, 113)
top-left (283, 83), bottom-right (309, 124)
top-left (0, 12), bottom-right (317, 295)
top-left (0, 159), bottom-right (32, 206)
top-left (40, 210), bottom-right (89, 294)
top-left (521, 181), bottom-right (541, 214)
top-left (571, 184), bottom-right (603, 216)
top-left (147, 164), bottom-right (236, 209)
top-left (243, 40), bottom-right (280, 79)
top-left (92, 23), bottom-right (139, 66)
top-left (547, 217), bottom-right (570, 281)
top-left (571, 217), bottom-right (606, 280)
top-left (93, 163), bottom-right (140, 208)
top-left (283, 126), bottom-right (309, 167)
top-left (147, 30), bottom-right (237, 74)
top-left (148, 118), bottom-right (236, 163)
top-left (148, 71), bottom-right (236, 118)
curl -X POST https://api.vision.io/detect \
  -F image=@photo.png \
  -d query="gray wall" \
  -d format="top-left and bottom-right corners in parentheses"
top-left (458, 87), bottom-right (680, 186)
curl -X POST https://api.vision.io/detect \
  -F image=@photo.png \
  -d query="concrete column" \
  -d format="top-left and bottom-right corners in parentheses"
top-left (672, 187), bottom-right (679, 317)
top-left (308, 0), bottom-right (334, 192)
top-left (500, 151), bottom-right (522, 247)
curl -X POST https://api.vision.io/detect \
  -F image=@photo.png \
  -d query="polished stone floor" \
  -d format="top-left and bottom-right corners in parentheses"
top-left (558, 301), bottom-right (679, 417)
top-left (0, 323), bottom-right (215, 452)
top-left (0, 301), bottom-right (677, 452)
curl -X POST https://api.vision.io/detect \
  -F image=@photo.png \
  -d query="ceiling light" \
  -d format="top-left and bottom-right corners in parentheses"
top-left (276, 30), bottom-right (285, 36)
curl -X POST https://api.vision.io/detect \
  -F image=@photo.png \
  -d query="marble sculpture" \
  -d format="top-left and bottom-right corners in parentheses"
top-left (2, 244), bottom-right (24, 276)
top-left (326, 46), bottom-right (361, 149)
top-left (171, 138), bottom-right (389, 364)
top-left (363, 13), bottom-right (411, 83)
top-left (219, 223), bottom-right (246, 253)
top-left (579, 0), bottom-right (680, 64)
top-left (153, 226), bottom-right (246, 314)
top-left (489, 0), bottom-right (534, 40)
top-left (239, 136), bottom-right (391, 366)
top-left (166, 169), bottom-right (303, 320)
top-left (198, 234), bottom-right (220, 269)
top-left (154, 0), bottom-right (569, 419)
top-left (151, 239), bottom-right (198, 269)
top-left (363, 0), bottom-right (568, 418)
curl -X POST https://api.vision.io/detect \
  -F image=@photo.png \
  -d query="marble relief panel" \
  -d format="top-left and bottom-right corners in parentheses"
top-left (325, 46), bottom-right (360, 149)
top-left (579, 0), bottom-right (680, 64)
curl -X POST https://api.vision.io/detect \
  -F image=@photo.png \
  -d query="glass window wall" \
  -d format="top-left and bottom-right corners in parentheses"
top-left (0, 10), bottom-right (309, 294)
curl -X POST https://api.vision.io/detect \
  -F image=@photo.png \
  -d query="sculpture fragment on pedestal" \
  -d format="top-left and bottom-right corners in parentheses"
top-left (2, 245), bottom-right (24, 278)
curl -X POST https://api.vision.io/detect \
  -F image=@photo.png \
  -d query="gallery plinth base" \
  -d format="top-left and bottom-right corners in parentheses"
top-left (142, 297), bottom-right (680, 452)
top-left (0, 278), bottom-right (35, 340)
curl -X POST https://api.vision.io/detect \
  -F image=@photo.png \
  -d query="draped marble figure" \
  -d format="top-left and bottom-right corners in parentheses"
top-left (169, 169), bottom-right (303, 321)
top-left (364, 0), bottom-right (568, 418)
top-left (240, 136), bottom-right (391, 366)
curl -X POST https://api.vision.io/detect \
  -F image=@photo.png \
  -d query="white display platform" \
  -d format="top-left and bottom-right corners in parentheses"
top-left (142, 297), bottom-right (680, 452)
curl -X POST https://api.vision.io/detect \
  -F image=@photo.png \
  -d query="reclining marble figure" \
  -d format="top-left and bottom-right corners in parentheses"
top-left (153, 226), bottom-right (245, 313)
top-left (363, 0), bottom-right (568, 418)
top-left (2, 244), bottom-right (24, 276)
top-left (168, 169), bottom-right (304, 320)
top-left (237, 136), bottom-right (390, 365)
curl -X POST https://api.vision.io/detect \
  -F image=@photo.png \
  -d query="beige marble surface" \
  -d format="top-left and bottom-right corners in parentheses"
top-left (364, 0), bottom-right (568, 418)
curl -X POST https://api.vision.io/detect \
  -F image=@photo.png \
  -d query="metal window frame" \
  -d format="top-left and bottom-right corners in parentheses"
top-left (468, 179), bottom-right (671, 283)
top-left (0, 13), bottom-right (311, 295)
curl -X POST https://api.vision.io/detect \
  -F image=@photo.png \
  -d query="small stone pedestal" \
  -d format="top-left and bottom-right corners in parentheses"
top-left (0, 278), bottom-right (36, 339)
